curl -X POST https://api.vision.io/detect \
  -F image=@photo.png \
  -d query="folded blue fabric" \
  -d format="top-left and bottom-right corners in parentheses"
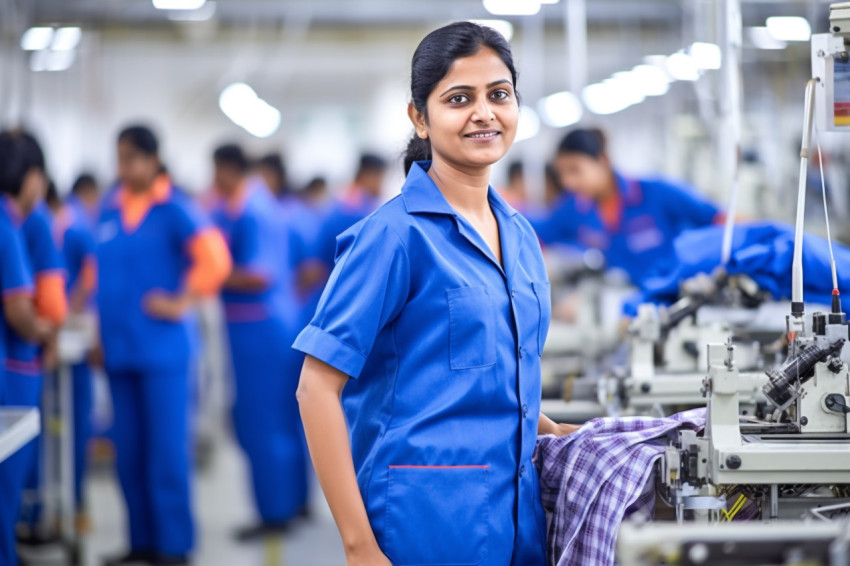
top-left (623, 221), bottom-right (850, 316)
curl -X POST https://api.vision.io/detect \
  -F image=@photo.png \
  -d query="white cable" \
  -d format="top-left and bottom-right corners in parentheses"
top-left (814, 125), bottom-right (839, 290)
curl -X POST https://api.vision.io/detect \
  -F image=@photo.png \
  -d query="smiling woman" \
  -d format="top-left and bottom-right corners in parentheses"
top-left (294, 21), bottom-right (575, 566)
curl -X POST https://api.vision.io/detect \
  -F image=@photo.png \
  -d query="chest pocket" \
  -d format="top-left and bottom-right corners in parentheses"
top-left (532, 281), bottom-right (551, 356)
top-left (446, 286), bottom-right (496, 370)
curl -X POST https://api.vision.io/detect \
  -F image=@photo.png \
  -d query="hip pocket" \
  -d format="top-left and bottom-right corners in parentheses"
top-left (385, 465), bottom-right (490, 565)
top-left (446, 286), bottom-right (496, 370)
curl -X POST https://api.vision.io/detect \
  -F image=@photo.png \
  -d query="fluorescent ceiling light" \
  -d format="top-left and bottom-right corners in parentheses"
top-left (30, 50), bottom-right (76, 72)
top-left (606, 73), bottom-right (645, 106)
top-left (50, 27), bottom-right (82, 51)
top-left (167, 1), bottom-right (217, 21)
top-left (483, 0), bottom-right (541, 17)
top-left (665, 51), bottom-right (699, 81)
top-left (538, 91), bottom-right (583, 128)
top-left (689, 42), bottom-right (721, 70)
top-left (582, 82), bottom-right (631, 115)
top-left (219, 82), bottom-right (281, 139)
top-left (469, 19), bottom-right (514, 41)
top-left (153, 0), bottom-right (207, 10)
top-left (21, 27), bottom-right (54, 51)
top-left (627, 65), bottom-right (671, 96)
top-left (765, 16), bottom-right (811, 42)
top-left (747, 26), bottom-right (787, 50)
top-left (515, 106), bottom-right (541, 142)
top-left (539, 0), bottom-right (561, 4)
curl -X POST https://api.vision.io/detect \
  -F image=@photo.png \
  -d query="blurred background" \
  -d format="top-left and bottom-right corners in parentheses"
top-left (1, 1), bottom-right (848, 565)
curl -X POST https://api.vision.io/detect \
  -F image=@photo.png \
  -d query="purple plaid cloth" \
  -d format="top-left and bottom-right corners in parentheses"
top-left (533, 408), bottom-right (706, 566)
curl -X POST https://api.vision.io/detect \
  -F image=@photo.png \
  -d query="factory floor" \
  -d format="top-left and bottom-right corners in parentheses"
top-left (22, 428), bottom-right (345, 566)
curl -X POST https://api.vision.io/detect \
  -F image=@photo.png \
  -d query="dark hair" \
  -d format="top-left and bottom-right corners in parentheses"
top-left (118, 124), bottom-right (159, 156)
top-left (71, 172), bottom-right (98, 195)
top-left (258, 153), bottom-right (285, 177)
top-left (403, 21), bottom-right (519, 175)
top-left (0, 130), bottom-right (46, 197)
top-left (45, 179), bottom-right (60, 208)
top-left (507, 160), bottom-right (523, 182)
top-left (302, 176), bottom-right (327, 196)
top-left (357, 153), bottom-right (388, 176)
top-left (557, 128), bottom-right (607, 159)
top-left (213, 143), bottom-right (250, 173)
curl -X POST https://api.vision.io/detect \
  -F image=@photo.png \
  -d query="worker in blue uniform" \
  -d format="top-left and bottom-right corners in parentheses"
top-left (294, 23), bottom-right (577, 566)
top-left (96, 125), bottom-right (231, 566)
top-left (0, 130), bottom-right (62, 566)
top-left (12, 196), bottom-right (68, 544)
top-left (45, 182), bottom-right (98, 528)
top-left (66, 173), bottom-right (101, 234)
top-left (209, 144), bottom-right (308, 541)
top-left (533, 128), bottom-right (725, 287)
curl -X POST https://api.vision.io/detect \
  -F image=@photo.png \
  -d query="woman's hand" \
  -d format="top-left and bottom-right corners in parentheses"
top-left (346, 542), bottom-right (393, 566)
top-left (538, 412), bottom-right (581, 436)
top-left (143, 290), bottom-right (192, 321)
top-left (554, 422), bottom-right (581, 436)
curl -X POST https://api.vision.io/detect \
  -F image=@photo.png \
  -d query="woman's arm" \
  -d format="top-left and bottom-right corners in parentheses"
top-left (296, 355), bottom-right (392, 566)
top-left (538, 412), bottom-right (581, 437)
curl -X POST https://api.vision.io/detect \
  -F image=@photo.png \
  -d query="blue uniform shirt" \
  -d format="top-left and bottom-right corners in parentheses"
top-left (0, 198), bottom-right (34, 375)
top-left (211, 186), bottom-right (296, 329)
top-left (6, 205), bottom-right (64, 374)
top-left (532, 171), bottom-right (722, 286)
top-left (54, 206), bottom-right (96, 294)
top-left (96, 184), bottom-right (208, 372)
top-left (294, 161), bottom-right (550, 565)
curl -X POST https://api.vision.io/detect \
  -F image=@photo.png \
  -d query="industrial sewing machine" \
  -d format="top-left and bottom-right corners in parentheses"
top-left (657, 3), bottom-right (850, 523)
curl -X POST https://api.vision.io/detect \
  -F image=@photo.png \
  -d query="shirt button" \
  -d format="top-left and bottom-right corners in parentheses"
top-left (518, 347), bottom-right (524, 359)
top-left (511, 289), bottom-right (516, 298)
top-left (522, 404), bottom-right (528, 418)
top-left (519, 465), bottom-right (526, 478)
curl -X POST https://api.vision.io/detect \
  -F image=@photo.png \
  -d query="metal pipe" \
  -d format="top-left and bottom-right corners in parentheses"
top-left (719, 0), bottom-right (742, 266)
top-left (792, 78), bottom-right (819, 314)
top-left (769, 484), bottom-right (779, 520)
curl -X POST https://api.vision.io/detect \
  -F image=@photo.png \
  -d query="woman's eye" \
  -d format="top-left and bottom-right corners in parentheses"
top-left (448, 94), bottom-right (469, 104)
top-left (491, 90), bottom-right (511, 101)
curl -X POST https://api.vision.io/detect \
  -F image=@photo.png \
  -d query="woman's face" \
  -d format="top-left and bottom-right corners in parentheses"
top-left (411, 47), bottom-right (519, 171)
top-left (117, 139), bottom-right (160, 192)
top-left (19, 168), bottom-right (47, 215)
top-left (553, 152), bottom-right (611, 200)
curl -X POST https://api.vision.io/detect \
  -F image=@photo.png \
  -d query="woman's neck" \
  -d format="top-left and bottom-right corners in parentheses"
top-left (427, 157), bottom-right (491, 219)
top-left (596, 171), bottom-right (619, 202)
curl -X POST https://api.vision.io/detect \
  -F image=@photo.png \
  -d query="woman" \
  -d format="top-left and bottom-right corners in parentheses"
top-left (96, 125), bottom-right (231, 566)
top-left (294, 22), bottom-right (576, 566)
top-left (536, 128), bottom-right (724, 287)
top-left (0, 130), bottom-right (58, 566)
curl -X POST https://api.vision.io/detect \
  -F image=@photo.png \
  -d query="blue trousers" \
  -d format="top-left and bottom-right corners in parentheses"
top-left (108, 367), bottom-right (194, 556)
top-left (72, 362), bottom-right (92, 506)
top-left (228, 318), bottom-right (308, 523)
top-left (0, 370), bottom-right (42, 566)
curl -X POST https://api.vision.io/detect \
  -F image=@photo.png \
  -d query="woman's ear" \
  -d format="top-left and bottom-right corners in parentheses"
top-left (407, 103), bottom-right (428, 139)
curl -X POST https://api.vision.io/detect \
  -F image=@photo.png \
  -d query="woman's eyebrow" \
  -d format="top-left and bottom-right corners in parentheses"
top-left (439, 79), bottom-right (513, 98)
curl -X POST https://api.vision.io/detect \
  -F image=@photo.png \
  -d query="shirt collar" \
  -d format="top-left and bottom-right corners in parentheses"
top-left (401, 160), bottom-right (518, 218)
top-left (116, 173), bottom-right (172, 207)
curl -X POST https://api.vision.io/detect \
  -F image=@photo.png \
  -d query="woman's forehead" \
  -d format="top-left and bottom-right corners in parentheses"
top-left (436, 48), bottom-right (513, 90)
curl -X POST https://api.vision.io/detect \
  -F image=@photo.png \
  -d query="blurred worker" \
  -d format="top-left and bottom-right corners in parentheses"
top-left (534, 128), bottom-right (724, 287)
top-left (315, 153), bottom-right (387, 270)
top-left (0, 130), bottom-right (62, 566)
top-left (96, 125), bottom-right (231, 566)
top-left (45, 182), bottom-right (98, 529)
top-left (255, 153), bottom-right (290, 201)
top-left (295, 22), bottom-right (577, 566)
top-left (67, 173), bottom-right (101, 234)
top-left (209, 144), bottom-right (308, 541)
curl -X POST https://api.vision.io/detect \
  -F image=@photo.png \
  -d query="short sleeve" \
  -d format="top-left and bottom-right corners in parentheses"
top-left (171, 195), bottom-right (210, 245)
top-left (292, 219), bottom-right (410, 379)
top-left (1, 225), bottom-right (33, 298)
top-left (24, 210), bottom-right (64, 274)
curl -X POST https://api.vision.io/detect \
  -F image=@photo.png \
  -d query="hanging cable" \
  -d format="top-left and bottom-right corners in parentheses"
top-left (814, 125), bottom-right (842, 322)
